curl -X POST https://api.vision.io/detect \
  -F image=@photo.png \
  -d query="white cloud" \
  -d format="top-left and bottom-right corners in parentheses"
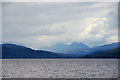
top-left (106, 36), bottom-right (118, 44)
top-left (2, 2), bottom-right (118, 49)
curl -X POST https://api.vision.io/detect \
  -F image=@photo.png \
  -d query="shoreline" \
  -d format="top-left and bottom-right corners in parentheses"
top-left (1, 58), bottom-right (119, 60)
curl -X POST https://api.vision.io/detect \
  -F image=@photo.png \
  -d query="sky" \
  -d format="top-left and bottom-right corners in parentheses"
top-left (2, 2), bottom-right (118, 49)
top-left (0, 2), bottom-right (2, 44)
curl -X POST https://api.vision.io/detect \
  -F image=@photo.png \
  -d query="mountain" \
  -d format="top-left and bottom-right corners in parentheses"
top-left (85, 42), bottom-right (119, 54)
top-left (1, 42), bottom-right (119, 59)
top-left (43, 42), bottom-right (90, 53)
top-left (42, 42), bottom-right (119, 57)
top-left (67, 42), bottom-right (120, 57)
top-left (1, 44), bottom-right (69, 59)
top-left (83, 48), bottom-right (120, 58)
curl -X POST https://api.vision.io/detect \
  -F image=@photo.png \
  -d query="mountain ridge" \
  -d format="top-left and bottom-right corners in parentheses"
top-left (42, 42), bottom-right (90, 53)
top-left (1, 43), bottom-right (69, 59)
top-left (1, 42), bottom-right (119, 58)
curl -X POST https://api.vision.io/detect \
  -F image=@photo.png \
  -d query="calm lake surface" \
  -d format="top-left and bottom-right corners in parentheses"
top-left (2, 59), bottom-right (118, 78)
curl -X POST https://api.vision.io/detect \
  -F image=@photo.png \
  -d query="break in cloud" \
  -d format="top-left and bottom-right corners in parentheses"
top-left (2, 2), bottom-right (118, 49)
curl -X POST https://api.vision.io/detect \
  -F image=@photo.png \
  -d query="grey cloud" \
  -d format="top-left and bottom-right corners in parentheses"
top-left (2, 2), bottom-right (118, 49)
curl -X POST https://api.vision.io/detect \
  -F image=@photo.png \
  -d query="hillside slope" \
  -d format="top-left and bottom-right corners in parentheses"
top-left (1, 44), bottom-right (68, 59)
top-left (83, 48), bottom-right (120, 58)
top-left (67, 42), bottom-right (119, 57)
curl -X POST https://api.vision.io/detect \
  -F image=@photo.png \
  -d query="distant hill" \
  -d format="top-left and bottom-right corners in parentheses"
top-left (1, 42), bottom-right (119, 59)
top-left (1, 44), bottom-right (69, 59)
top-left (67, 42), bottom-right (120, 57)
top-left (86, 42), bottom-right (119, 54)
top-left (43, 42), bottom-right (119, 57)
top-left (43, 42), bottom-right (90, 53)
top-left (83, 48), bottom-right (120, 58)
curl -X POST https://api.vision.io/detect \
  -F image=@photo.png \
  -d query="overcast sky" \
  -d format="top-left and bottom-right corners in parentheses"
top-left (2, 2), bottom-right (118, 49)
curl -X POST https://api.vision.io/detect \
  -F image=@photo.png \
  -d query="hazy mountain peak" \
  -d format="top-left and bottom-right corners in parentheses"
top-left (70, 42), bottom-right (79, 45)
top-left (70, 42), bottom-right (85, 45)
top-left (43, 42), bottom-right (89, 52)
